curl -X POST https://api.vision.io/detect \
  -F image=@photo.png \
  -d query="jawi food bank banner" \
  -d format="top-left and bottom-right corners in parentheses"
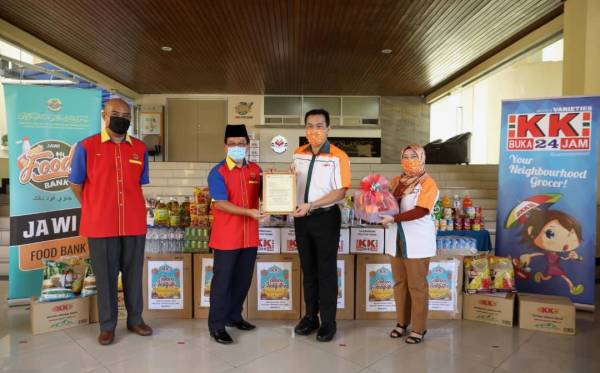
top-left (496, 96), bottom-right (600, 307)
top-left (4, 85), bottom-right (100, 300)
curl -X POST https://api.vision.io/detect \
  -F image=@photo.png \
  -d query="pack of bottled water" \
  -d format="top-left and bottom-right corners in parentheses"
top-left (436, 236), bottom-right (479, 255)
top-left (145, 227), bottom-right (185, 253)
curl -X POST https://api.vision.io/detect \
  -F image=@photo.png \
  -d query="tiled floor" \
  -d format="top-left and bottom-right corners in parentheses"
top-left (1, 281), bottom-right (599, 373)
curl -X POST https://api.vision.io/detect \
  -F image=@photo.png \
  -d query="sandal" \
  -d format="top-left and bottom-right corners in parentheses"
top-left (405, 330), bottom-right (427, 344)
top-left (389, 323), bottom-right (408, 339)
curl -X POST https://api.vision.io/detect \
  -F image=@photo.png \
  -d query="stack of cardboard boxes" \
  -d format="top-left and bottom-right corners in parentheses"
top-left (463, 289), bottom-right (575, 335)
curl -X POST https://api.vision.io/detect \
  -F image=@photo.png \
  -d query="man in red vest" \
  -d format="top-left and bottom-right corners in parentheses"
top-left (207, 124), bottom-right (262, 344)
top-left (69, 98), bottom-right (152, 345)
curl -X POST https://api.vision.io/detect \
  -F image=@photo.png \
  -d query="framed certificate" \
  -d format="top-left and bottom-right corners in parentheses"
top-left (262, 172), bottom-right (296, 215)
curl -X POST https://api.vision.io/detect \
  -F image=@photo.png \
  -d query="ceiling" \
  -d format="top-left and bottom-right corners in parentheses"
top-left (0, 0), bottom-right (563, 96)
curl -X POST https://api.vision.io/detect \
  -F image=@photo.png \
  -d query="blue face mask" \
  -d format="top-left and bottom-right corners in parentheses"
top-left (227, 146), bottom-right (246, 161)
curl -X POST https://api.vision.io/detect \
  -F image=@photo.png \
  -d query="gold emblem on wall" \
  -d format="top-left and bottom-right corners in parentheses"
top-left (235, 102), bottom-right (254, 117)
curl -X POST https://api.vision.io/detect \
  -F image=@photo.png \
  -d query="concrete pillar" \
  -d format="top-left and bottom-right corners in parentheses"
top-left (562, 0), bottom-right (600, 95)
top-left (562, 0), bottom-right (600, 258)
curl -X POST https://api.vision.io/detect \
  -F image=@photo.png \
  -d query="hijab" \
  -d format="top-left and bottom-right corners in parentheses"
top-left (392, 144), bottom-right (428, 198)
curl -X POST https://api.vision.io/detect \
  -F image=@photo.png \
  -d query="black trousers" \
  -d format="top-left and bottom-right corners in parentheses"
top-left (294, 207), bottom-right (341, 324)
top-left (208, 247), bottom-right (257, 332)
top-left (88, 235), bottom-right (146, 332)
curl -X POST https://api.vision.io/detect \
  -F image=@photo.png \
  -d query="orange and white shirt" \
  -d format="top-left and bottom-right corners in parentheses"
top-left (293, 142), bottom-right (351, 208)
top-left (390, 176), bottom-right (439, 259)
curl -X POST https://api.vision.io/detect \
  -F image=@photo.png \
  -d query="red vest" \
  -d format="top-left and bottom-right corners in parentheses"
top-left (208, 159), bottom-right (262, 250)
top-left (78, 133), bottom-right (148, 237)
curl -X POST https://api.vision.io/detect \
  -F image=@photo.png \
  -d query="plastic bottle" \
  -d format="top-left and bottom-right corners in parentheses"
top-left (452, 194), bottom-right (463, 219)
top-left (146, 198), bottom-right (155, 227)
top-left (170, 228), bottom-right (177, 251)
top-left (441, 195), bottom-right (451, 209)
top-left (432, 200), bottom-right (442, 220)
top-left (463, 194), bottom-right (472, 209)
top-left (178, 228), bottom-right (185, 252)
top-left (168, 197), bottom-right (180, 227)
top-left (160, 228), bottom-right (169, 252)
top-left (145, 228), bottom-right (152, 252)
top-left (150, 228), bottom-right (159, 252)
top-left (180, 196), bottom-right (191, 227)
top-left (154, 199), bottom-right (168, 227)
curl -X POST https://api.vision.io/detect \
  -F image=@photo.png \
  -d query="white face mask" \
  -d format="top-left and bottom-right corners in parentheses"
top-left (227, 146), bottom-right (246, 161)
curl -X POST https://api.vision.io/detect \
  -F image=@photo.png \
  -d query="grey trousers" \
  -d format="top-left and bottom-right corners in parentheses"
top-left (88, 235), bottom-right (146, 332)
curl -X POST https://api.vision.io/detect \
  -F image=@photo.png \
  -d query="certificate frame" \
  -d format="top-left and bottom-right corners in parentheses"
top-left (262, 171), bottom-right (296, 215)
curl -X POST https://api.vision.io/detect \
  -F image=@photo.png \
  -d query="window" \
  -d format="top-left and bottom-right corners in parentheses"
top-left (264, 95), bottom-right (379, 126)
top-left (342, 96), bottom-right (380, 118)
top-left (0, 37), bottom-right (134, 159)
top-left (264, 96), bottom-right (302, 116)
top-left (429, 37), bottom-right (563, 164)
top-left (302, 96), bottom-right (341, 116)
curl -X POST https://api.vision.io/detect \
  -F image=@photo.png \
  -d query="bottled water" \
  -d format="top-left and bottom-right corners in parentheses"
top-left (160, 228), bottom-right (169, 253)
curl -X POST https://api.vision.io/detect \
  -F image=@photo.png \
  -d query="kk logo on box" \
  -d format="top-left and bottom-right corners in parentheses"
top-left (479, 299), bottom-right (497, 307)
top-left (507, 111), bottom-right (591, 151)
top-left (356, 239), bottom-right (379, 251)
top-left (260, 239), bottom-right (275, 251)
top-left (286, 240), bottom-right (297, 251)
top-left (52, 303), bottom-right (73, 312)
top-left (537, 306), bottom-right (559, 314)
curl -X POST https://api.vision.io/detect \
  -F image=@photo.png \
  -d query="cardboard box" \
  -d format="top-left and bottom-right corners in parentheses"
top-left (300, 254), bottom-right (355, 320)
top-left (428, 256), bottom-right (464, 320)
top-left (338, 227), bottom-right (350, 254)
top-left (89, 292), bottom-right (127, 323)
top-left (350, 226), bottom-right (385, 254)
top-left (381, 223), bottom-right (400, 256)
top-left (192, 253), bottom-right (248, 319)
top-left (143, 253), bottom-right (193, 319)
top-left (463, 293), bottom-right (515, 327)
top-left (356, 255), bottom-right (395, 319)
top-left (281, 226), bottom-right (350, 255)
top-left (30, 296), bottom-right (90, 335)
top-left (248, 254), bottom-right (301, 320)
top-left (258, 227), bottom-right (281, 254)
top-left (518, 293), bottom-right (575, 335)
top-left (280, 227), bottom-right (298, 254)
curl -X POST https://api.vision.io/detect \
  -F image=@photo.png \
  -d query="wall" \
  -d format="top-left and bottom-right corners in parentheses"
top-left (380, 96), bottom-right (429, 163)
top-left (478, 55), bottom-right (563, 164)
top-left (563, 0), bottom-right (600, 96)
top-left (257, 126), bottom-right (381, 164)
top-left (139, 94), bottom-right (428, 163)
top-left (0, 158), bottom-right (7, 178)
top-left (0, 83), bottom-right (7, 159)
top-left (138, 94), bottom-right (263, 137)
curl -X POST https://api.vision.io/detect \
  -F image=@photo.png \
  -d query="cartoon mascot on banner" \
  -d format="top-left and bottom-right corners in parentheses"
top-left (507, 194), bottom-right (584, 295)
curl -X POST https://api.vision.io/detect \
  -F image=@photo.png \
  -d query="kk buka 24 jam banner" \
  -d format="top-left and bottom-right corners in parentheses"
top-left (4, 84), bottom-right (100, 300)
top-left (496, 96), bottom-right (600, 306)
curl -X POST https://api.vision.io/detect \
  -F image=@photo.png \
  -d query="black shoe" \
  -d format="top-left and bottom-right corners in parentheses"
top-left (294, 316), bottom-right (320, 336)
top-left (226, 319), bottom-right (256, 331)
top-left (316, 322), bottom-right (336, 342)
top-left (210, 329), bottom-right (233, 344)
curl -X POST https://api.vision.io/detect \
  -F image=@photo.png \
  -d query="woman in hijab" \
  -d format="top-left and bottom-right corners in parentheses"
top-left (379, 144), bottom-right (439, 344)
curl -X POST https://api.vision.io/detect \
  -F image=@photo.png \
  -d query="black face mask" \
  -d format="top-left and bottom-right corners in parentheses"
top-left (108, 116), bottom-right (131, 135)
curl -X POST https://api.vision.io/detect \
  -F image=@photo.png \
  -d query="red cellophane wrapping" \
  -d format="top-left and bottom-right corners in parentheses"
top-left (353, 174), bottom-right (399, 223)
